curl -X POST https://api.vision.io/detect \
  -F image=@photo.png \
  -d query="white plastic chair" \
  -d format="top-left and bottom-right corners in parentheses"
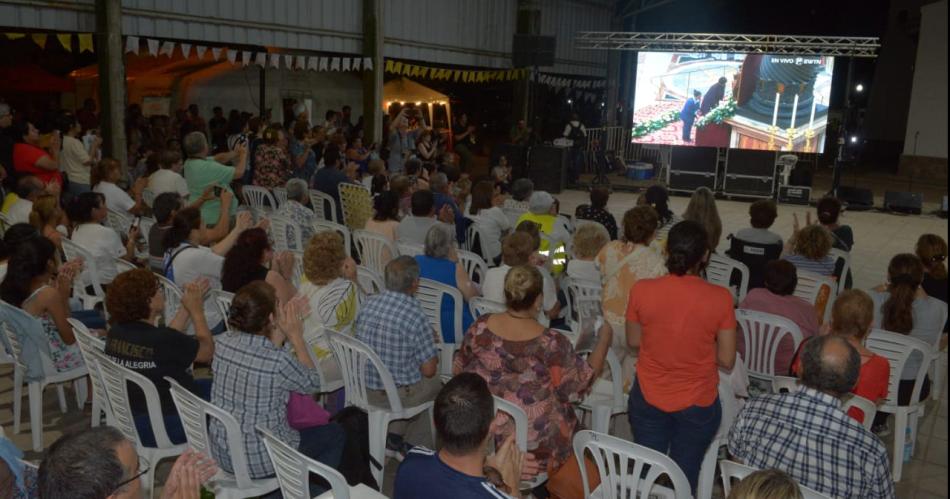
top-left (272, 187), bottom-right (288, 210)
top-left (113, 256), bottom-right (139, 275)
top-left (793, 271), bottom-right (837, 324)
top-left (771, 375), bottom-right (799, 394)
top-left (396, 242), bottom-right (424, 257)
top-left (302, 326), bottom-right (346, 395)
top-left (242, 185), bottom-right (278, 219)
top-left (457, 249), bottom-right (488, 284)
top-left (1, 301), bottom-right (89, 451)
top-left (770, 375), bottom-right (878, 431)
top-left (464, 216), bottom-right (492, 261)
top-left (356, 265), bottom-right (384, 296)
top-left (327, 332), bottom-right (435, 488)
top-left (155, 274), bottom-right (184, 327)
top-left (416, 278), bottom-right (464, 376)
top-left (576, 349), bottom-right (626, 435)
top-left (924, 304), bottom-right (948, 402)
top-left (93, 348), bottom-right (187, 498)
top-left (68, 319), bottom-right (108, 427)
top-left (290, 250), bottom-right (304, 289)
top-left (309, 189), bottom-right (338, 223)
top-left (734, 309), bottom-right (804, 384)
top-left (829, 248), bottom-right (851, 294)
top-left (107, 207), bottom-right (133, 234)
top-left (312, 219), bottom-right (352, 256)
top-left (865, 329), bottom-right (934, 481)
top-left (62, 238), bottom-right (107, 309)
top-left (353, 229), bottom-right (397, 275)
top-left (573, 429), bottom-right (692, 499)
top-left (564, 276), bottom-right (602, 331)
top-left (269, 214), bottom-right (302, 252)
top-left (720, 460), bottom-right (832, 499)
top-left (210, 289), bottom-right (234, 332)
top-left (166, 378), bottom-right (280, 499)
top-left (469, 297), bottom-right (506, 319)
top-left (696, 376), bottom-right (739, 499)
top-left (493, 395), bottom-right (548, 490)
top-left (258, 426), bottom-right (386, 499)
top-left (706, 253), bottom-right (750, 304)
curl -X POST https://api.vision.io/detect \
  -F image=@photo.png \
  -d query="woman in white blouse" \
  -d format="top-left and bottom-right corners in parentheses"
top-left (92, 157), bottom-right (146, 216)
top-left (467, 180), bottom-right (511, 265)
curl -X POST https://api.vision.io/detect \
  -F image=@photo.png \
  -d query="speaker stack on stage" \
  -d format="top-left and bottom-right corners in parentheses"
top-left (525, 145), bottom-right (569, 193)
top-left (884, 191), bottom-right (924, 215)
top-left (723, 149), bottom-right (776, 199)
top-left (667, 147), bottom-right (719, 193)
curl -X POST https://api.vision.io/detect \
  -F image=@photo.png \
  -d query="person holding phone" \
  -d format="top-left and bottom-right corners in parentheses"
top-left (182, 131), bottom-right (247, 226)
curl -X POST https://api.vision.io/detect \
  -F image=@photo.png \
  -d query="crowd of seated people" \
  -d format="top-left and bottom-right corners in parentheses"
top-left (1, 99), bottom-right (948, 499)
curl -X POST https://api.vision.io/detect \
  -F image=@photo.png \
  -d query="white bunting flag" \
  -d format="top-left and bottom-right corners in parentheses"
top-left (283, 54), bottom-right (294, 70)
top-left (330, 57), bottom-right (340, 71)
top-left (255, 52), bottom-right (267, 67)
top-left (180, 43), bottom-right (192, 59)
top-left (226, 49), bottom-right (238, 64)
top-left (125, 36), bottom-right (139, 54)
top-left (211, 47), bottom-right (222, 60)
top-left (294, 55), bottom-right (306, 70)
top-left (241, 51), bottom-right (252, 66)
top-left (159, 41), bottom-right (175, 57)
top-left (269, 53), bottom-right (280, 69)
top-left (319, 58), bottom-right (329, 71)
top-left (195, 45), bottom-right (207, 59)
top-left (307, 56), bottom-right (319, 71)
top-left (363, 57), bottom-right (373, 70)
top-left (342, 58), bottom-right (351, 71)
top-left (146, 38), bottom-right (159, 56)
top-left (352, 58), bottom-right (362, 71)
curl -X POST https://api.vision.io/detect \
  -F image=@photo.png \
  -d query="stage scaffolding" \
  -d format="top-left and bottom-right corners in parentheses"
top-left (575, 32), bottom-right (880, 58)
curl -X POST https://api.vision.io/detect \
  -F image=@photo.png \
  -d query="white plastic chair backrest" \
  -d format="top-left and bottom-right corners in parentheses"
top-left (416, 278), bottom-right (463, 344)
top-left (470, 297), bottom-right (506, 319)
top-left (0, 211), bottom-right (12, 233)
top-left (0, 299), bottom-right (59, 379)
top-left (841, 393), bottom-right (877, 431)
top-left (62, 238), bottom-right (106, 299)
top-left (353, 229), bottom-right (397, 275)
top-left (772, 375), bottom-right (799, 393)
top-left (138, 216), bottom-right (156, 242)
top-left (464, 216), bottom-right (491, 259)
top-left (269, 214), bottom-right (301, 252)
top-left (492, 396), bottom-right (528, 452)
top-left (326, 331), bottom-right (403, 413)
top-left (720, 460), bottom-right (832, 499)
top-left (309, 189), bottom-right (338, 223)
top-left (734, 309), bottom-right (804, 379)
top-left (142, 188), bottom-right (156, 207)
top-left (574, 430), bottom-right (692, 499)
top-left (339, 183), bottom-right (372, 230)
top-left (210, 290), bottom-right (234, 332)
top-left (272, 187), bottom-right (288, 209)
top-left (865, 329), bottom-right (932, 407)
top-left (243, 185), bottom-right (277, 213)
top-left (356, 265), bottom-right (384, 296)
top-left (793, 271), bottom-right (837, 323)
top-left (69, 319), bottom-right (108, 419)
top-left (457, 249), bottom-right (488, 284)
top-left (107, 208), bottom-right (132, 234)
top-left (829, 248), bottom-right (851, 294)
top-left (155, 274), bottom-right (183, 325)
top-left (397, 242), bottom-right (424, 257)
top-left (112, 257), bottom-right (138, 275)
top-left (565, 276), bottom-right (602, 328)
top-left (95, 348), bottom-right (177, 448)
top-left (706, 253), bottom-right (750, 303)
top-left (290, 250), bottom-right (303, 289)
top-left (312, 220), bottom-right (352, 256)
top-left (258, 426), bottom-right (350, 499)
top-left (165, 377), bottom-right (259, 489)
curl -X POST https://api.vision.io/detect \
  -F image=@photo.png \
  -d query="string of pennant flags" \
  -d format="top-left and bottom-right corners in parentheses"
top-left (384, 59), bottom-right (528, 82)
top-left (3, 32), bottom-right (95, 52)
top-left (537, 73), bottom-right (607, 90)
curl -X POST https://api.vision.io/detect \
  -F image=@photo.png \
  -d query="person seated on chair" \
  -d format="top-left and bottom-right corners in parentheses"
top-left (730, 199), bottom-right (783, 289)
top-left (783, 223), bottom-right (836, 278)
top-left (431, 167), bottom-right (466, 244)
top-left (468, 180), bottom-right (511, 266)
top-left (28, 194), bottom-right (66, 252)
top-left (354, 256), bottom-right (441, 448)
top-left (105, 269), bottom-right (214, 446)
top-left (415, 224), bottom-right (479, 344)
top-left (916, 234), bottom-right (948, 333)
top-left (312, 144), bottom-right (358, 224)
top-left (4, 175), bottom-right (46, 225)
top-left (482, 231), bottom-right (560, 327)
top-left (1, 236), bottom-right (85, 372)
top-left (92, 158), bottom-right (146, 216)
top-left (365, 191), bottom-right (401, 247)
top-left (789, 289), bottom-right (889, 426)
top-left (182, 131), bottom-right (246, 227)
top-left (146, 149), bottom-right (190, 200)
top-left (681, 187), bottom-right (723, 252)
top-left (68, 192), bottom-right (140, 285)
top-left (637, 185), bottom-right (678, 237)
top-left (738, 260), bottom-right (820, 375)
top-left (816, 197), bottom-right (853, 252)
top-left (455, 265), bottom-right (612, 498)
top-left (394, 373), bottom-right (538, 499)
top-left (38, 426), bottom-right (218, 499)
top-left (574, 186), bottom-right (618, 241)
top-left (211, 282), bottom-right (345, 480)
top-left (516, 192), bottom-right (570, 272)
top-left (728, 335), bottom-right (894, 498)
top-left (396, 189), bottom-right (454, 245)
top-left (728, 468), bottom-right (804, 499)
top-left (275, 178), bottom-right (315, 250)
top-left (566, 222), bottom-right (609, 283)
top-left (147, 188), bottom-right (231, 273)
top-left (734, 199), bottom-right (783, 247)
top-left (502, 178), bottom-right (533, 213)
top-left (221, 227), bottom-right (297, 304)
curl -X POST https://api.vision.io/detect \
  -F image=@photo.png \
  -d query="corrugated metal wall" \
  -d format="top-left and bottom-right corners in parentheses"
top-left (0, 0), bottom-right (609, 75)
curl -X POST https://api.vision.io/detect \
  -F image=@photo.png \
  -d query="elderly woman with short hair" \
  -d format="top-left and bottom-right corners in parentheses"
top-left (276, 177), bottom-right (316, 250)
top-left (299, 231), bottom-right (360, 383)
top-left (784, 224), bottom-right (836, 277)
top-left (415, 224), bottom-right (479, 343)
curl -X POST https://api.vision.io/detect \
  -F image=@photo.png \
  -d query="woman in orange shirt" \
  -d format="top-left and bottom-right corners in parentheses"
top-left (626, 220), bottom-right (737, 493)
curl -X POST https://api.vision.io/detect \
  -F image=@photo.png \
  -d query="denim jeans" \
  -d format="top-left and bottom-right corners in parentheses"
top-left (298, 422), bottom-right (346, 496)
top-left (628, 380), bottom-right (721, 493)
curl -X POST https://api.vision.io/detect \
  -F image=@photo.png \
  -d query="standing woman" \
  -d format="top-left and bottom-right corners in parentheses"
top-left (346, 136), bottom-right (372, 175)
top-left (58, 113), bottom-right (100, 197)
top-left (681, 186), bottom-right (723, 252)
top-left (468, 180), bottom-right (511, 265)
top-left (625, 220), bottom-right (736, 493)
top-left (415, 129), bottom-right (436, 162)
top-left (253, 124), bottom-right (291, 189)
top-left (289, 121), bottom-right (317, 184)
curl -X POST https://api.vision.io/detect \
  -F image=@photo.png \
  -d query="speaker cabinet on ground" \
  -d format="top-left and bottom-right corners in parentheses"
top-left (884, 191), bottom-right (923, 215)
top-left (724, 149), bottom-right (776, 199)
top-left (837, 186), bottom-right (875, 211)
top-left (526, 145), bottom-right (569, 193)
top-left (669, 146), bottom-right (719, 193)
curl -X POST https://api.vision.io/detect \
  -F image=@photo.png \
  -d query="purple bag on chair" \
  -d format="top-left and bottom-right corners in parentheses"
top-left (287, 392), bottom-right (331, 430)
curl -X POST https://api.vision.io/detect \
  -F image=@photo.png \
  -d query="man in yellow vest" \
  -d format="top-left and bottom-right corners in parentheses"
top-left (516, 191), bottom-right (571, 272)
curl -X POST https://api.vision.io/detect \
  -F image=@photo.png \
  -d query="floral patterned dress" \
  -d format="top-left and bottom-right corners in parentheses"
top-left (454, 316), bottom-right (594, 472)
top-left (24, 286), bottom-right (83, 372)
top-left (253, 143), bottom-right (291, 189)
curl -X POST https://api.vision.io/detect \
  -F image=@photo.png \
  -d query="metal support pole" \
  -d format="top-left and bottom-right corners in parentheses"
top-left (513, 0), bottom-right (541, 125)
top-left (259, 66), bottom-right (266, 119)
top-left (95, 0), bottom-right (128, 174)
top-left (362, 0), bottom-right (384, 146)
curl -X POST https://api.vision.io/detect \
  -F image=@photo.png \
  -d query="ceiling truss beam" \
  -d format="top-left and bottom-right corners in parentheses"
top-left (575, 31), bottom-right (880, 57)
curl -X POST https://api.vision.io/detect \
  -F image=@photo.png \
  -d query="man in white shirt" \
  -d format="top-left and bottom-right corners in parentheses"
top-left (482, 232), bottom-right (559, 327)
top-left (5, 175), bottom-right (44, 224)
top-left (58, 113), bottom-right (99, 196)
top-left (146, 149), bottom-right (190, 203)
top-left (396, 189), bottom-right (454, 245)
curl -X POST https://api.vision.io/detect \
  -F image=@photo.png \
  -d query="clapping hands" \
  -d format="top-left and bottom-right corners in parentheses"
top-left (159, 449), bottom-right (218, 499)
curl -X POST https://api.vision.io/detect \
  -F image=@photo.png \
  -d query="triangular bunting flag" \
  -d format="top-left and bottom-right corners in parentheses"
top-left (319, 57), bottom-right (328, 71)
top-left (147, 38), bottom-right (159, 56)
top-left (56, 34), bottom-right (72, 52)
top-left (420, 67), bottom-right (429, 78)
top-left (330, 57), bottom-right (340, 71)
top-left (393, 61), bottom-right (403, 73)
top-left (284, 54), bottom-right (294, 70)
top-left (402, 64), bottom-right (412, 76)
top-left (307, 57), bottom-right (319, 71)
top-left (255, 52), bottom-right (267, 67)
top-left (212, 47), bottom-right (222, 60)
top-left (363, 57), bottom-right (373, 70)
top-left (32, 33), bottom-right (48, 48)
top-left (241, 51), bottom-right (252, 66)
top-left (295, 55), bottom-right (306, 70)
top-left (78, 34), bottom-right (94, 53)
top-left (385, 59), bottom-right (394, 72)
top-left (409, 65), bottom-right (420, 77)
top-left (453, 70), bottom-right (461, 82)
top-left (352, 58), bottom-right (362, 71)
top-left (131, 38), bottom-right (144, 55)
top-left (5, 33), bottom-right (26, 40)
top-left (227, 50), bottom-right (238, 64)
top-left (180, 43), bottom-right (192, 59)
top-left (269, 53), bottom-right (280, 69)
top-left (196, 45), bottom-right (207, 59)
top-left (342, 58), bottom-right (351, 71)
top-left (159, 41), bottom-right (175, 57)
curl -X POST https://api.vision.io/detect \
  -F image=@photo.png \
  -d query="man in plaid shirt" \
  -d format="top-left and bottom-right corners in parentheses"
top-left (728, 335), bottom-right (895, 498)
top-left (356, 255), bottom-right (440, 447)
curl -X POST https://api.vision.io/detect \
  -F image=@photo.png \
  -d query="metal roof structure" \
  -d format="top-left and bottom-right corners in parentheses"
top-left (575, 32), bottom-right (881, 58)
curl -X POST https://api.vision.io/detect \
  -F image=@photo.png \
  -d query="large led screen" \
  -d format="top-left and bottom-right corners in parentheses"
top-left (632, 52), bottom-right (835, 153)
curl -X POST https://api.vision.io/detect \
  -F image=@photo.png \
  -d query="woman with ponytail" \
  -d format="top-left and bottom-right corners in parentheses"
top-left (870, 253), bottom-right (947, 405)
top-left (625, 220), bottom-right (736, 493)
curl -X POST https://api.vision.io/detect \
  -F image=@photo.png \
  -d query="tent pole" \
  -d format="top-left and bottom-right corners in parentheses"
top-left (95, 0), bottom-right (128, 175)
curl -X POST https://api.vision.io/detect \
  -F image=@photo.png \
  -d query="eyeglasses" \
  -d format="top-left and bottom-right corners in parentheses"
top-left (113, 457), bottom-right (150, 493)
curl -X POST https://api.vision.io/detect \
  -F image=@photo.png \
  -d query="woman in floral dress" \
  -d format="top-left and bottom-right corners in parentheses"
top-left (454, 265), bottom-right (613, 499)
top-left (252, 124), bottom-right (291, 189)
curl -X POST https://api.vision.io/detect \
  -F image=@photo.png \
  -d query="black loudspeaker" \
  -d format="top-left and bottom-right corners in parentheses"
top-left (941, 196), bottom-right (948, 218)
top-left (837, 186), bottom-right (874, 211)
top-left (779, 185), bottom-right (812, 205)
top-left (491, 143), bottom-right (528, 177)
top-left (526, 145), bottom-right (568, 193)
top-left (512, 34), bottom-right (556, 67)
top-left (725, 150), bottom-right (775, 176)
top-left (671, 146), bottom-right (718, 173)
top-left (884, 191), bottom-right (923, 215)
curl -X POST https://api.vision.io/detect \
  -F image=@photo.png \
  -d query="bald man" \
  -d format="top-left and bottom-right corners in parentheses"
top-left (728, 335), bottom-right (895, 498)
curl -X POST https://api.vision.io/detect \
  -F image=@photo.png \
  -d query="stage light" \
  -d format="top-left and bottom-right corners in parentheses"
top-left (600, 102), bottom-right (605, 108)
top-left (855, 83), bottom-right (864, 93)
top-left (850, 135), bottom-right (858, 143)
